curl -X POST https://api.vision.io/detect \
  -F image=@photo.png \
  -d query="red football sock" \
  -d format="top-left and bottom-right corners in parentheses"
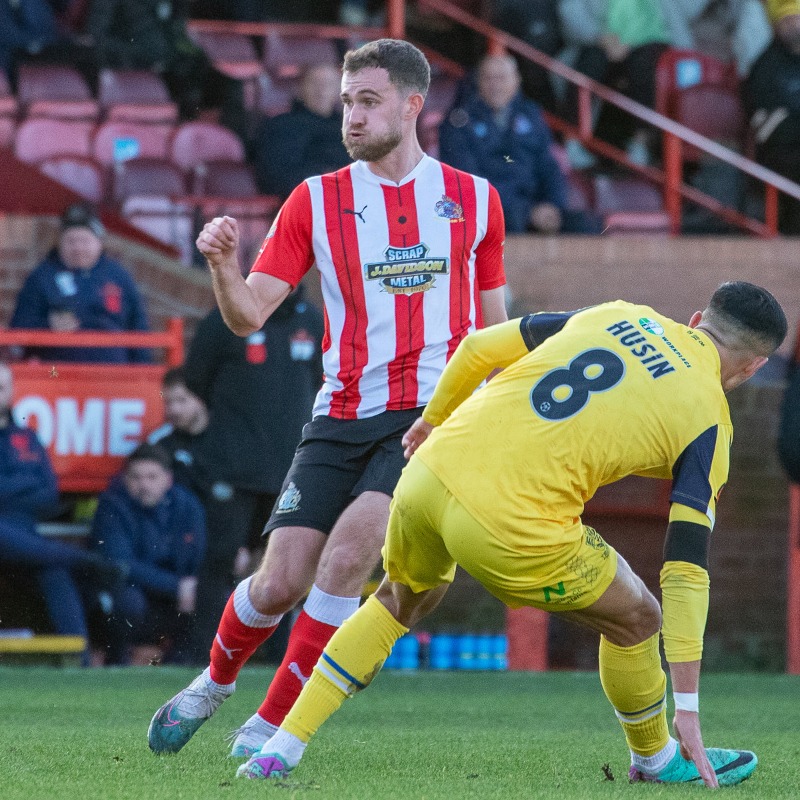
top-left (209, 591), bottom-right (279, 685)
top-left (257, 610), bottom-right (337, 726)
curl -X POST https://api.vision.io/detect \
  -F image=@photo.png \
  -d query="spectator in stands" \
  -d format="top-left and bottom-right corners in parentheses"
top-left (89, 442), bottom-right (206, 665)
top-left (491, 0), bottom-right (563, 112)
top-left (682, 0), bottom-right (772, 79)
top-left (0, 0), bottom-right (58, 79)
top-left (743, 0), bottom-right (800, 233)
top-left (439, 54), bottom-right (601, 234)
top-left (558, 0), bottom-right (687, 168)
top-left (10, 203), bottom-right (151, 363)
top-left (85, 0), bottom-right (218, 120)
top-left (0, 361), bottom-right (122, 662)
top-left (181, 286), bottom-right (324, 661)
top-left (254, 63), bottom-right (350, 199)
top-left (148, 367), bottom-right (294, 665)
top-left (148, 367), bottom-right (213, 500)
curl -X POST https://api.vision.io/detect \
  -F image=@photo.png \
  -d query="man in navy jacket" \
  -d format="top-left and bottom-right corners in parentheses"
top-left (439, 54), bottom-right (600, 234)
top-left (0, 362), bottom-right (121, 659)
top-left (11, 204), bottom-right (151, 363)
top-left (90, 443), bottom-right (206, 664)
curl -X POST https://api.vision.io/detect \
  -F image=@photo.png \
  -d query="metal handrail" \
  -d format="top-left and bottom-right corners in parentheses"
top-left (418, 0), bottom-right (800, 236)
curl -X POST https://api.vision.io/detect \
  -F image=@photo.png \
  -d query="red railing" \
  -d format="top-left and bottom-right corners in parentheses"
top-left (418, 0), bottom-right (800, 237)
top-left (0, 318), bottom-right (185, 366)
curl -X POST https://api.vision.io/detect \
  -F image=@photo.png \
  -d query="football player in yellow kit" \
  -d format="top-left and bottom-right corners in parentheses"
top-left (237, 281), bottom-right (786, 788)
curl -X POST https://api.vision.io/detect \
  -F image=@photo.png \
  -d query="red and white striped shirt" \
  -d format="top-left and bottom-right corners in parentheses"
top-left (251, 155), bottom-right (506, 419)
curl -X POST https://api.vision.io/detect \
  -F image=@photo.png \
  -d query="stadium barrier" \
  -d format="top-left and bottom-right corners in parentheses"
top-left (0, 320), bottom-right (183, 494)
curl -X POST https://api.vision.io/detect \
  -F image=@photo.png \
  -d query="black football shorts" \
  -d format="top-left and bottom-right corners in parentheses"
top-left (263, 407), bottom-right (423, 536)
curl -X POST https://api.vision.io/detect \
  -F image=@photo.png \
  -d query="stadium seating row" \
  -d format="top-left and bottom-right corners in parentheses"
top-left (8, 115), bottom-right (277, 266)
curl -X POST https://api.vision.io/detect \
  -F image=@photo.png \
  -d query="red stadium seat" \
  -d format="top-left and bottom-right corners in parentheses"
top-left (16, 64), bottom-right (99, 121)
top-left (191, 160), bottom-right (258, 196)
top-left (263, 32), bottom-right (339, 79)
top-left (189, 30), bottom-right (263, 81)
top-left (0, 116), bottom-right (15, 149)
top-left (120, 195), bottom-right (196, 265)
top-left (111, 157), bottom-right (186, 205)
top-left (592, 174), bottom-right (664, 216)
top-left (92, 121), bottom-right (175, 166)
top-left (97, 69), bottom-right (179, 123)
top-left (170, 121), bottom-right (245, 173)
top-left (38, 155), bottom-right (107, 204)
top-left (655, 49), bottom-right (744, 160)
top-left (14, 118), bottom-right (94, 162)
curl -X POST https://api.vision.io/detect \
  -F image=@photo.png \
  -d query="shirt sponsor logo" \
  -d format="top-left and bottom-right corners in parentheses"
top-left (639, 317), bottom-right (664, 336)
top-left (434, 194), bottom-right (464, 223)
top-left (364, 243), bottom-right (449, 295)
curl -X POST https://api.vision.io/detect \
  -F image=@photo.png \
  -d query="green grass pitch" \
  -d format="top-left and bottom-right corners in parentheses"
top-left (2, 667), bottom-right (799, 799)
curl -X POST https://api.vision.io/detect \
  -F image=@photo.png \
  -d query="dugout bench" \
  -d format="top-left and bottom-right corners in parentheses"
top-left (0, 324), bottom-right (183, 661)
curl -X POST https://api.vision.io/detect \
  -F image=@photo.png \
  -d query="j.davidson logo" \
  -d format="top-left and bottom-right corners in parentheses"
top-left (364, 244), bottom-right (449, 295)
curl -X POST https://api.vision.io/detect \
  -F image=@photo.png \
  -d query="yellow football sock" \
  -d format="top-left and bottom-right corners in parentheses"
top-left (282, 595), bottom-right (409, 743)
top-left (599, 632), bottom-right (669, 757)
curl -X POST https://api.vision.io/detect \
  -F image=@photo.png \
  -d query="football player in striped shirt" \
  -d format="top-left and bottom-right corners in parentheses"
top-left (149, 38), bottom-right (508, 762)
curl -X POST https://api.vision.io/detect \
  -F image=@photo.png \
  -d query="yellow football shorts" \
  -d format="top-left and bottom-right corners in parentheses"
top-left (383, 458), bottom-right (618, 612)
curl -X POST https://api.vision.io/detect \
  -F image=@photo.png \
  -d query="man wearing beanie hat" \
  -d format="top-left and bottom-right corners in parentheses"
top-left (10, 203), bottom-right (152, 363)
top-left (743, 0), bottom-right (800, 232)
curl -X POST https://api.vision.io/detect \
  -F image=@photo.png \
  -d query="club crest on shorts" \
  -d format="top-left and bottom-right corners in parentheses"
top-left (276, 481), bottom-right (301, 513)
top-left (435, 194), bottom-right (464, 223)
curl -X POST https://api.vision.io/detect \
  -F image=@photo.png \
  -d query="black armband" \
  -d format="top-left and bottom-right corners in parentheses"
top-left (663, 521), bottom-right (710, 570)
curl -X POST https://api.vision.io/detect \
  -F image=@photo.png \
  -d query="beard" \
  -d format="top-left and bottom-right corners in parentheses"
top-left (344, 127), bottom-right (403, 162)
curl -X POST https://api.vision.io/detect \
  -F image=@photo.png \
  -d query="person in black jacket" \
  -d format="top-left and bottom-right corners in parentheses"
top-left (182, 286), bottom-right (324, 659)
top-left (10, 204), bottom-right (151, 363)
top-left (254, 63), bottom-right (351, 198)
top-left (89, 443), bottom-right (206, 665)
top-left (0, 361), bottom-right (121, 661)
top-left (743, 5), bottom-right (800, 233)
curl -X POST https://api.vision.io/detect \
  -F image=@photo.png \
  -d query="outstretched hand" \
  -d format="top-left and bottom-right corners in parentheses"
top-left (402, 417), bottom-right (434, 460)
top-left (196, 216), bottom-right (240, 271)
top-left (673, 711), bottom-right (718, 788)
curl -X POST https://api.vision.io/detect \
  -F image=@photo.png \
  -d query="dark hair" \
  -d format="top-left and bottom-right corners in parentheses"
top-left (162, 366), bottom-right (187, 389)
top-left (343, 38), bottom-right (430, 96)
top-left (126, 443), bottom-right (172, 472)
top-left (708, 281), bottom-right (787, 353)
top-left (61, 203), bottom-right (105, 238)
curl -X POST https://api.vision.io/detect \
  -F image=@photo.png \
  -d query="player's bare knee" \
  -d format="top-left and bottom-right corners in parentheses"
top-left (249, 568), bottom-right (305, 616)
top-left (632, 590), bottom-right (661, 640)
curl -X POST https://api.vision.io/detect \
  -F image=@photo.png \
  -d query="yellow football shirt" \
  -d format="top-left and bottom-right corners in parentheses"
top-left (417, 301), bottom-right (732, 549)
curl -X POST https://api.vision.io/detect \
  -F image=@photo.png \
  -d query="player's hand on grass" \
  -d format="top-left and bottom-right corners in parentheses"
top-left (197, 216), bottom-right (240, 270)
top-left (673, 710), bottom-right (719, 788)
top-left (402, 417), bottom-right (434, 459)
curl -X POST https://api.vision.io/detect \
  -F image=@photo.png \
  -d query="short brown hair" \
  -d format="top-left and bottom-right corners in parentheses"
top-left (343, 38), bottom-right (430, 97)
top-left (126, 442), bottom-right (172, 473)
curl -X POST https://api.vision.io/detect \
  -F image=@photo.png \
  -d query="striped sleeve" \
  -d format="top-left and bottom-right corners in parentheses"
top-left (250, 181), bottom-right (315, 287)
top-left (473, 185), bottom-right (507, 290)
